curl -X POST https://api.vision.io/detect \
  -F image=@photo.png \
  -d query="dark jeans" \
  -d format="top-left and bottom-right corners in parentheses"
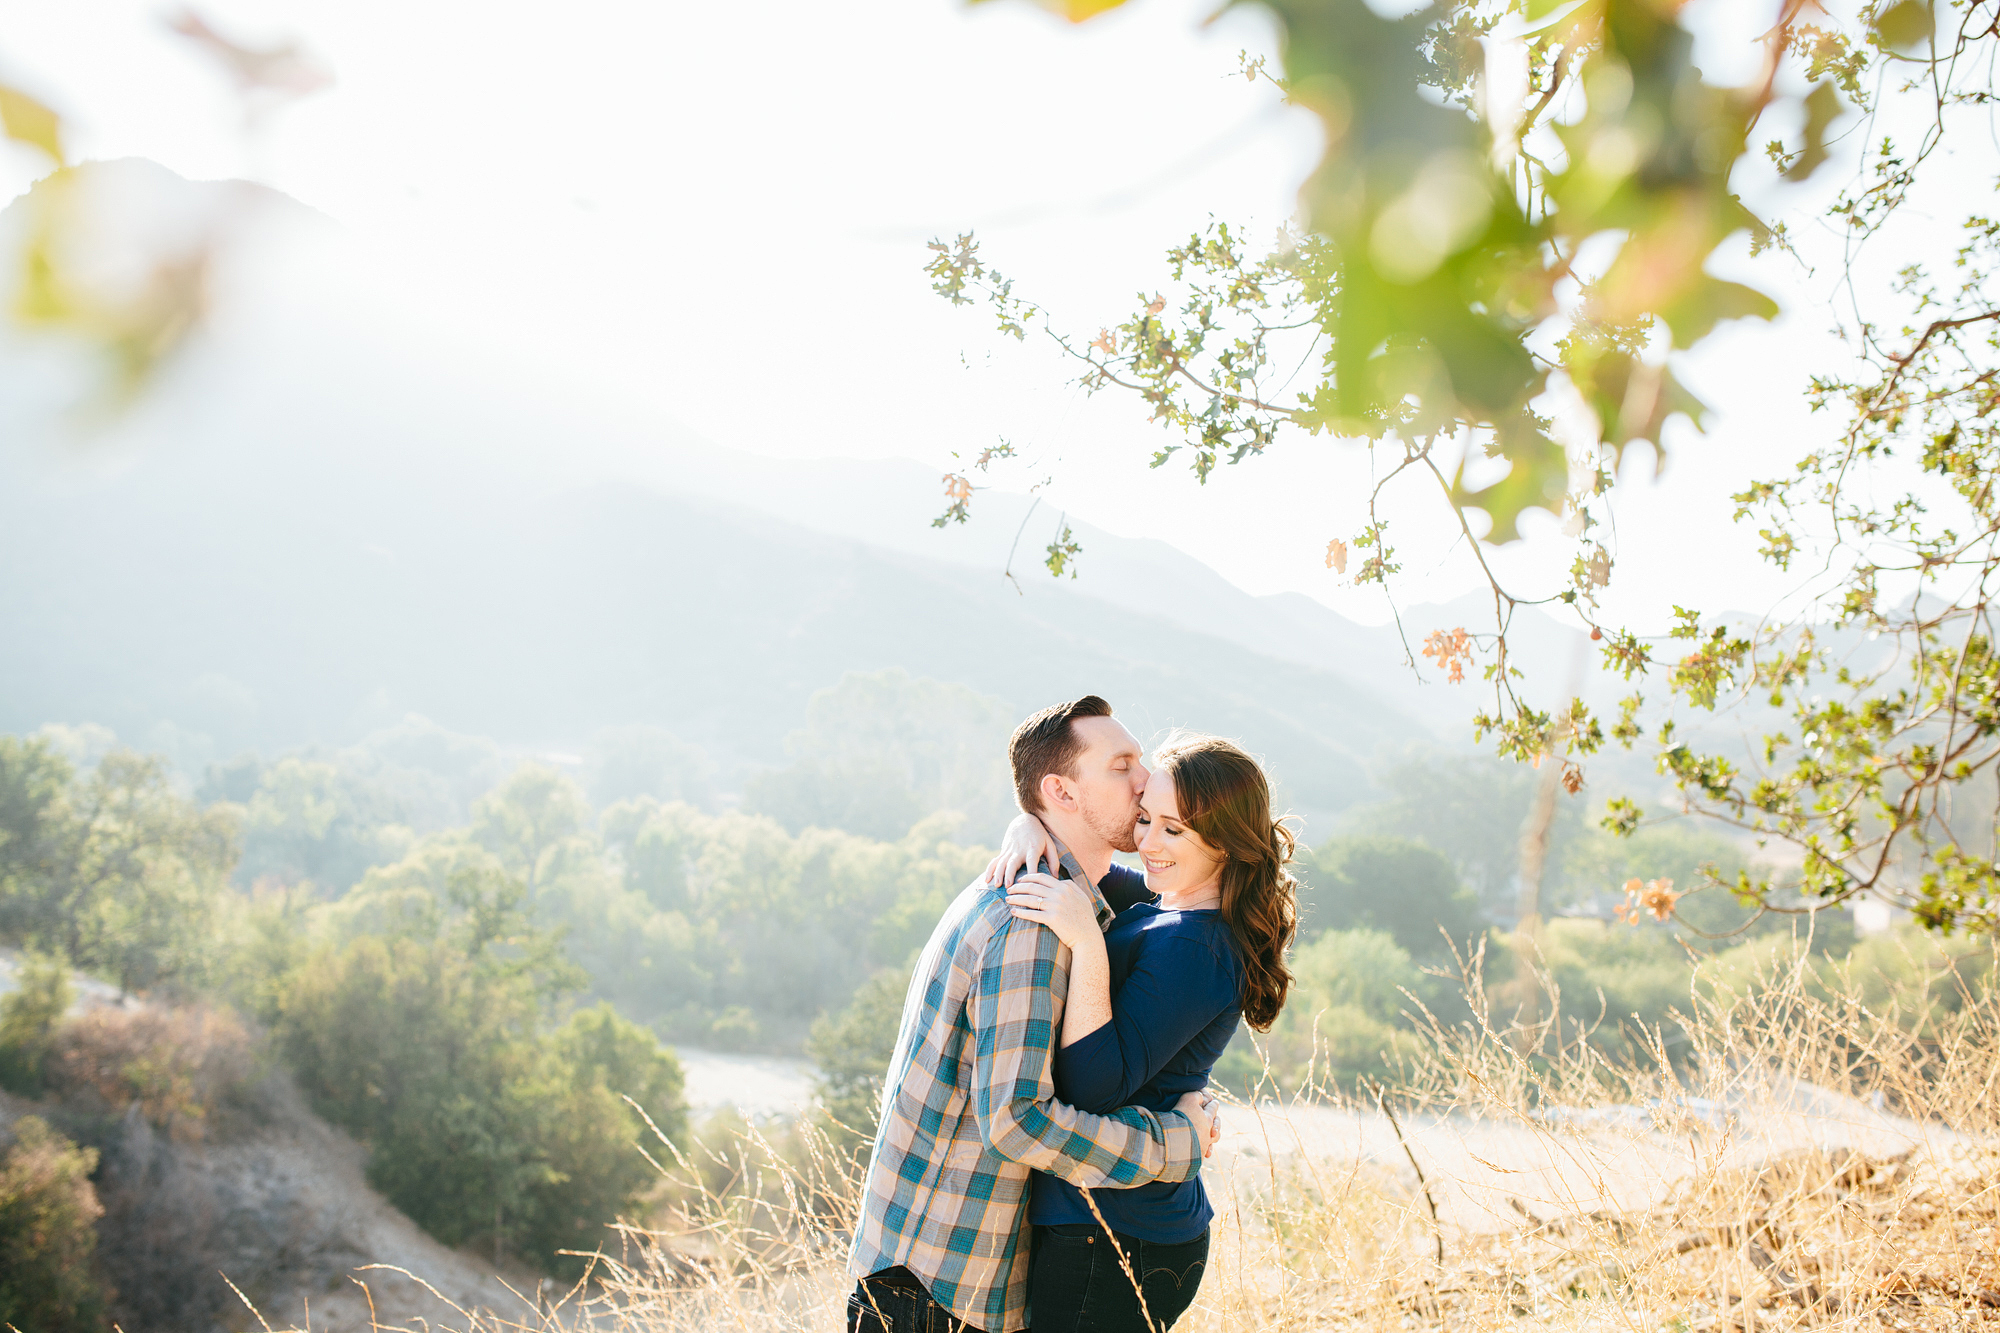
top-left (847, 1267), bottom-right (975, 1333)
top-left (1028, 1223), bottom-right (1210, 1333)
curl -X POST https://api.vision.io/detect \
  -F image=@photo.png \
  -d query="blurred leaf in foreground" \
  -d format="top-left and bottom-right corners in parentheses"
top-left (0, 84), bottom-right (64, 165)
top-left (10, 168), bottom-right (218, 406)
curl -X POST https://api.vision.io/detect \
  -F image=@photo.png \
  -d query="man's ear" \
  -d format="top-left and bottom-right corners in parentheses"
top-left (1039, 771), bottom-right (1076, 813)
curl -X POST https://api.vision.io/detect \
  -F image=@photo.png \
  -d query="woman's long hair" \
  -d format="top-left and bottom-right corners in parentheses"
top-left (1155, 733), bottom-right (1298, 1030)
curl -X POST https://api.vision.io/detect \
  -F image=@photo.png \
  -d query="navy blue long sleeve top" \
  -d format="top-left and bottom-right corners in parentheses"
top-left (1031, 865), bottom-right (1243, 1243)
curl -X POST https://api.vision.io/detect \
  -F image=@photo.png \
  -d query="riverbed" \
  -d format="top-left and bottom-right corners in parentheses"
top-left (672, 1045), bottom-right (819, 1119)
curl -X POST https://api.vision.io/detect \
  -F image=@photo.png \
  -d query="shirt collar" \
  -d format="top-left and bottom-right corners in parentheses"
top-left (1043, 835), bottom-right (1117, 932)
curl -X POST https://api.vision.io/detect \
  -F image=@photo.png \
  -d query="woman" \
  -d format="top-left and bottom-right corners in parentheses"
top-left (997, 733), bottom-right (1298, 1333)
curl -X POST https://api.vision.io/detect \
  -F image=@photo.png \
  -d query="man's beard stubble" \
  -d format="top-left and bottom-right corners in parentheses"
top-left (1084, 799), bottom-right (1142, 855)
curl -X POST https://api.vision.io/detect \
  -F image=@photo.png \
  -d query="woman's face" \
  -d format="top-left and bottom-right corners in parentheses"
top-left (1136, 768), bottom-right (1226, 901)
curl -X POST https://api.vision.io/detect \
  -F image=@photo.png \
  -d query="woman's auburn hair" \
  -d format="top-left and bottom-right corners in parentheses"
top-left (1154, 732), bottom-right (1297, 1031)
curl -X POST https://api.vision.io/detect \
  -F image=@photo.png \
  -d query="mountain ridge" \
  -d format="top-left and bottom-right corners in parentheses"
top-left (0, 160), bottom-right (1595, 830)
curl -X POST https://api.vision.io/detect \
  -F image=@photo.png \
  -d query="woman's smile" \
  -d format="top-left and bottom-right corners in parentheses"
top-left (1134, 769), bottom-right (1225, 908)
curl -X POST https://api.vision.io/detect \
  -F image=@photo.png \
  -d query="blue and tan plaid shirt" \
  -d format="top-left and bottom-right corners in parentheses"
top-left (848, 848), bottom-right (1204, 1331)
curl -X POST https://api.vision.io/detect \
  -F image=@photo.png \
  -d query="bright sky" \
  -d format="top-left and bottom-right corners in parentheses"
top-left (0, 0), bottom-right (1882, 630)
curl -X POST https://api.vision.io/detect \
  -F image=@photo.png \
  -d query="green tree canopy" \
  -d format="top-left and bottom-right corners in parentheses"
top-left (472, 764), bottom-right (590, 897)
top-left (941, 0), bottom-right (1818, 554)
top-left (1303, 834), bottom-right (1482, 956)
top-left (807, 964), bottom-right (912, 1151)
top-left (0, 741), bottom-right (237, 994)
top-left (1224, 927), bottom-right (1424, 1092)
top-left (277, 866), bottom-right (683, 1271)
top-left (1340, 745), bottom-right (1591, 912)
top-left (236, 756), bottom-right (415, 894)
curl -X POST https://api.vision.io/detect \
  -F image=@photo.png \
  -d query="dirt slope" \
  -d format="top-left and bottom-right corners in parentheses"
top-left (1, 1075), bottom-right (566, 1333)
top-left (0, 946), bottom-right (563, 1333)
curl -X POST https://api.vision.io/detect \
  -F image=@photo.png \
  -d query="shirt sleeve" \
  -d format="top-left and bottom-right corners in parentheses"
top-left (966, 910), bottom-right (1204, 1188)
top-left (1054, 932), bottom-right (1236, 1115)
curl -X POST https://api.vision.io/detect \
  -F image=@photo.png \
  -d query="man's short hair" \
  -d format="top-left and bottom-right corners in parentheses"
top-left (1009, 695), bottom-right (1114, 815)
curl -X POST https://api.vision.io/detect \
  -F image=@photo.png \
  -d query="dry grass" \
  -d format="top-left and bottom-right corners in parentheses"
top-left (267, 941), bottom-right (2000, 1332)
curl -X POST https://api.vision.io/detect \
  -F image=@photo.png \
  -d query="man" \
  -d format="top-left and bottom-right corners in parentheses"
top-left (847, 695), bottom-right (1219, 1333)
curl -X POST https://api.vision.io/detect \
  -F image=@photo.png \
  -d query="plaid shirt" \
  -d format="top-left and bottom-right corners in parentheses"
top-left (848, 848), bottom-right (1204, 1331)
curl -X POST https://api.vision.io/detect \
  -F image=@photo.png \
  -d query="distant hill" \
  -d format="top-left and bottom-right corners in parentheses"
top-left (0, 159), bottom-right (1584, 834)
top-left (633, 445), bottom-right (1611, 730)
top-left (0, 441), bottom-right (1422, 828)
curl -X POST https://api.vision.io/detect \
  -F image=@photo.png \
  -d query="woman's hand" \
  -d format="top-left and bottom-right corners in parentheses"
top-left (985, 811), bottom-right (1058, 887)
top-left (1005, 872), bottom-right (1098, 949)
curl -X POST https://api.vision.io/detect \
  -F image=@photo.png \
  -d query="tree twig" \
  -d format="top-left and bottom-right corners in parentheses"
top-left (1368, 1076), bottom-right (1444, 1271)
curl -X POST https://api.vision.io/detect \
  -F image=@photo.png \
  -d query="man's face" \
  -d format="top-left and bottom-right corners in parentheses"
top-left (1065, 715), bottom-right (1150, 854)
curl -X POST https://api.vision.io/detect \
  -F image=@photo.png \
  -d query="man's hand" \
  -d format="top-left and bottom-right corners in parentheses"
top-left (984, 811), bottom-right (1058, 888)
top-left (1176, 1089), bottom-right (1223, 1159)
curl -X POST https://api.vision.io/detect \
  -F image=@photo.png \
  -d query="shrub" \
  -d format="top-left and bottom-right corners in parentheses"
top-left (518, 1079), bottom-right (655, 1264)
top-left (0, 950), bottom-right (73, 1094)
top-left (1221, 929), bottom-right (1425, 1092)
top-left (281, 930), bottom-right (550, 1248)
top-left (0, 1116), bottom-right (108, 1333)
top-left (570, 940), bottom-right (2000, 1333)
top-left (1302, 836), bottom-right (1482, 956)
top-left (556, 1002), bottom-right (687, 1145)
top-left (1290, 928), bottom-right (1423, 1021)
top-left (521, 1003), bottom-right (691, 1260)
top-left (50, 1003), bottom-right (257, 1140)
top-left (807, 966), bottom-right (910, 1149)
top-left (278, 869), bottom-right (688, 1271)
top-left (1501, 918), bottom-right (1699, 1062)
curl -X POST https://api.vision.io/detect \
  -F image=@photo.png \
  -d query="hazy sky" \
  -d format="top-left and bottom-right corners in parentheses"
top-left (0, 0), bottom-right (1875, 630)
